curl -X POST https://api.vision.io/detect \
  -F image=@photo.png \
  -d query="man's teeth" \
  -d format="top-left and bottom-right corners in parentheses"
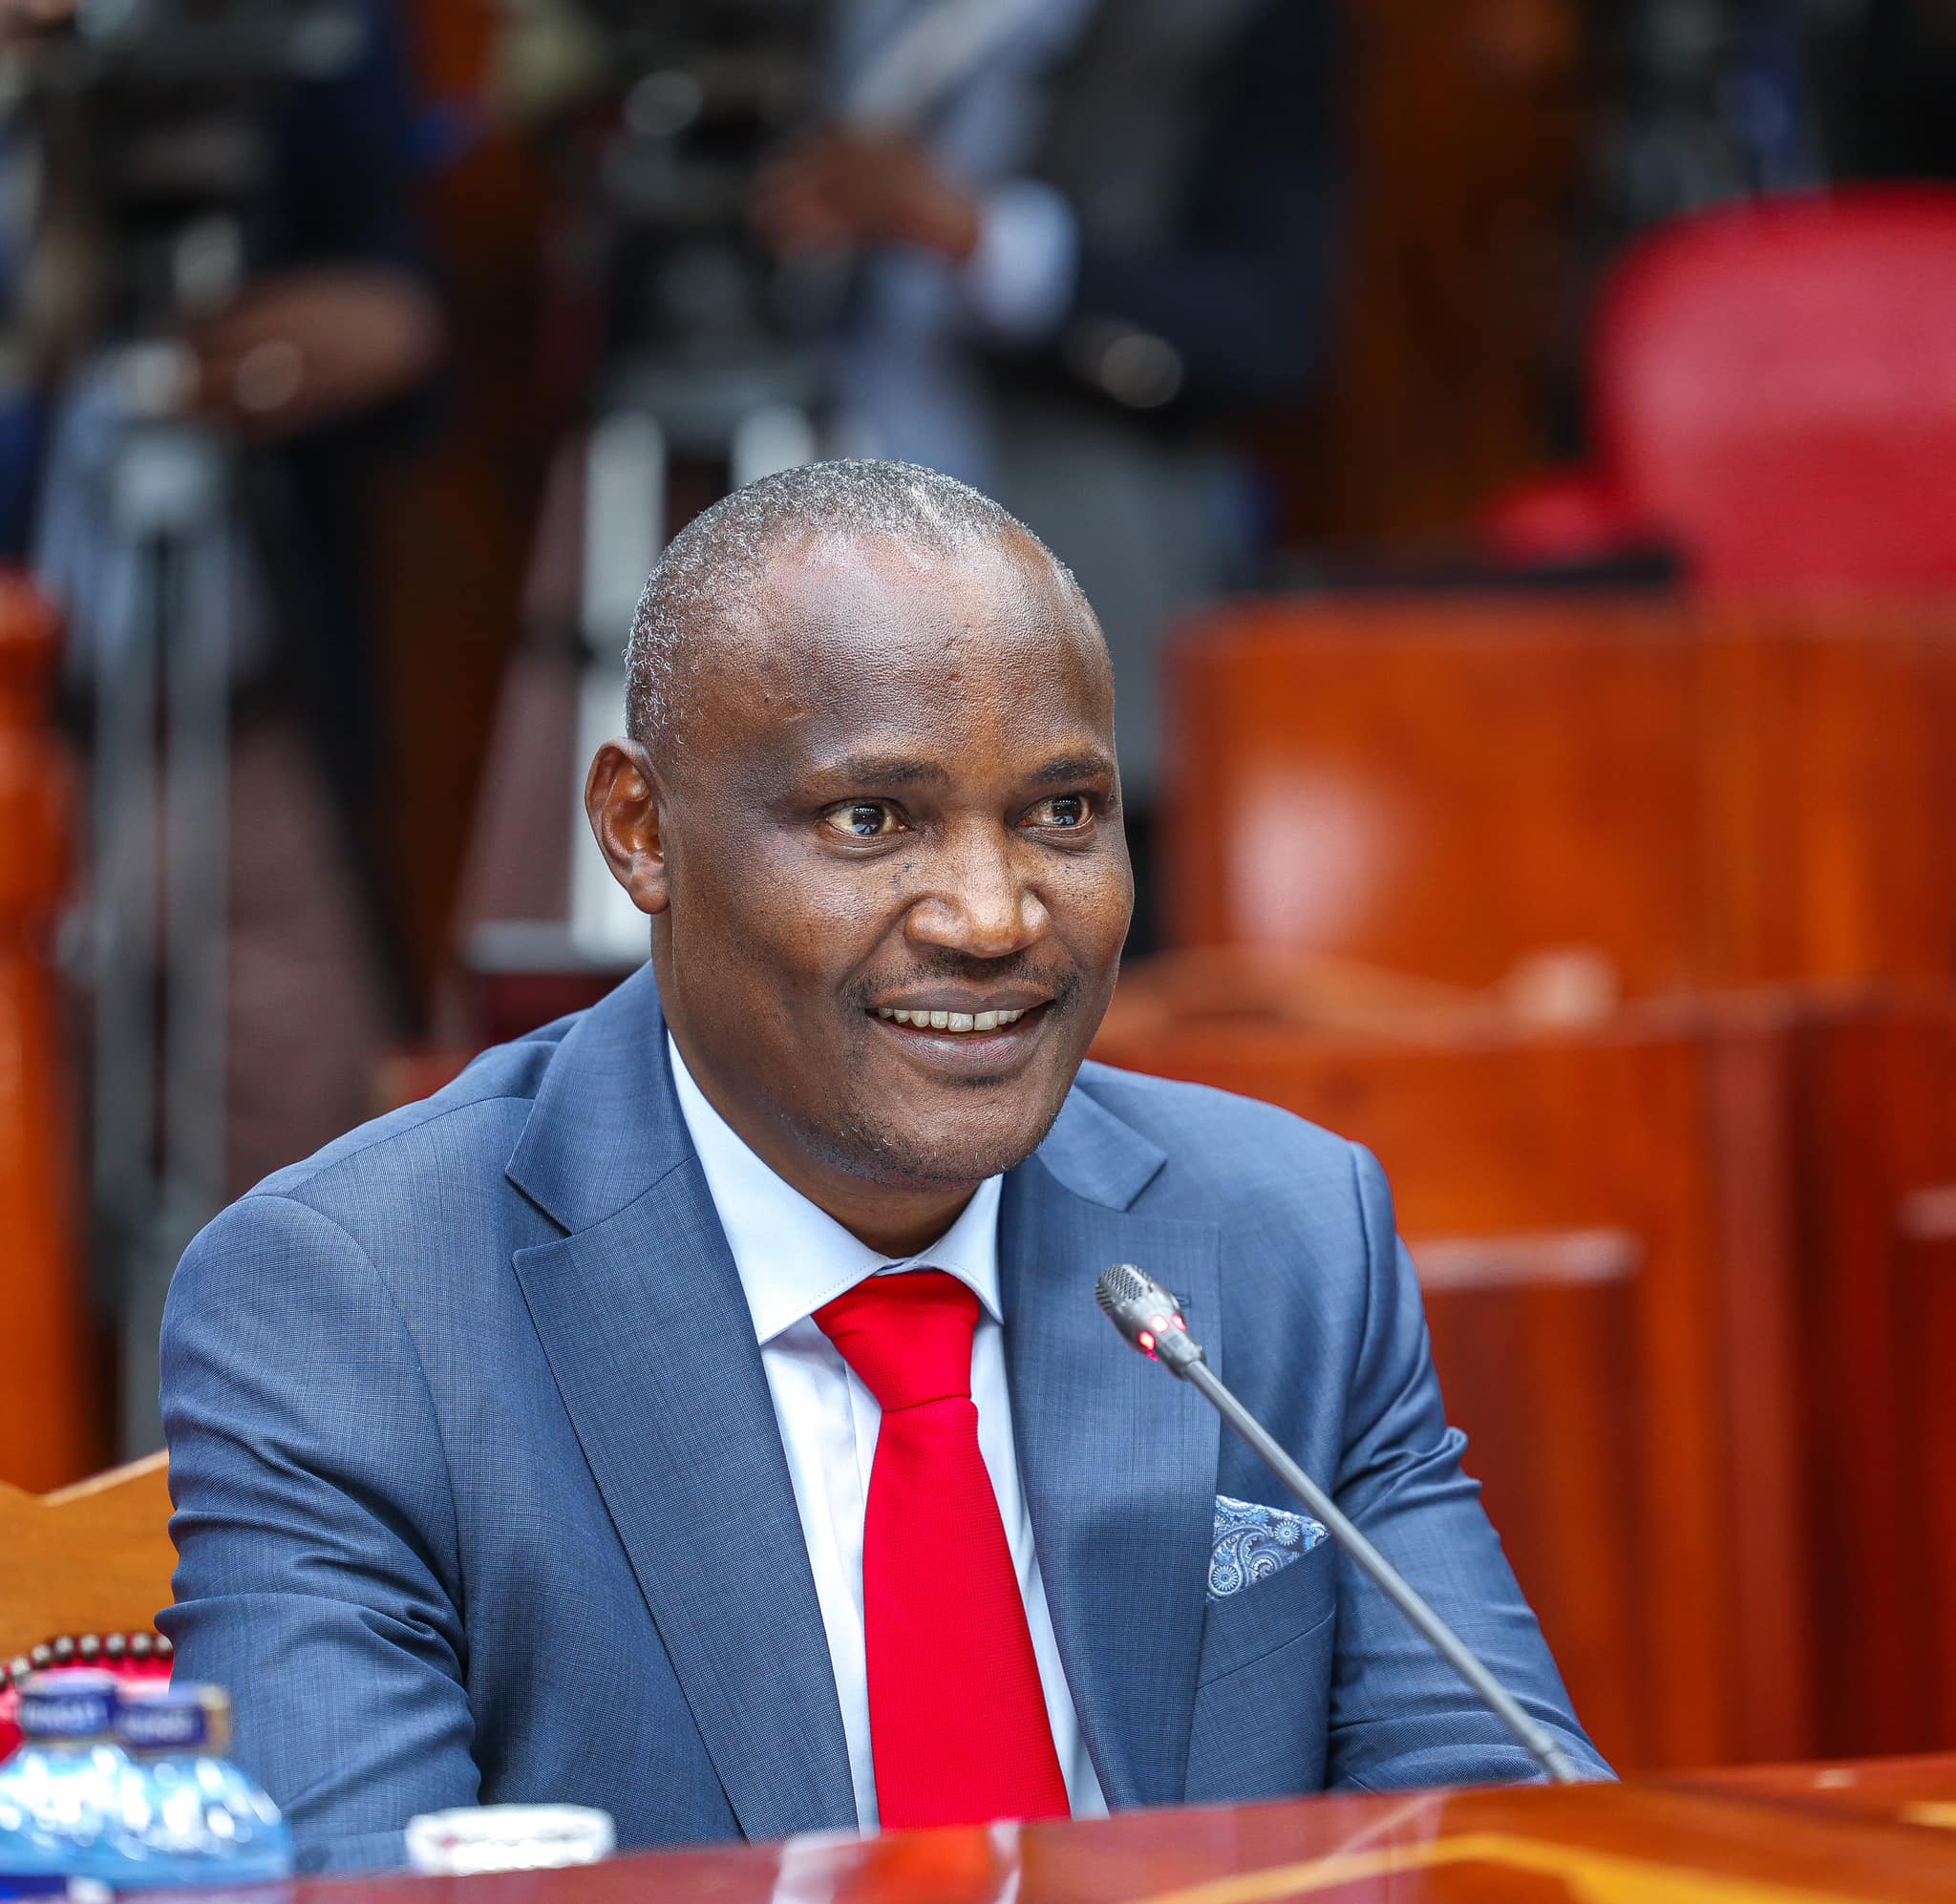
top-left (876, 1006), bottom-right (1029, 1033)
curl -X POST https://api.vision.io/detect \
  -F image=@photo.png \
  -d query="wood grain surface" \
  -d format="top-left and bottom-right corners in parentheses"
top-left (0, 1452), bottom-right (174, 1657)
top-left (1162, 598), bottom-right (1956, 999)
top-left (0, 572), bottom-right (99, 1493)
top-left (265, 1755), bottom-right (1956, 1903)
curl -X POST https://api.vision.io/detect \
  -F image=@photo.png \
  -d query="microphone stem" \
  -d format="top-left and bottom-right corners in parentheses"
top-left (1183, 1359), bottom-right (1584, 1786)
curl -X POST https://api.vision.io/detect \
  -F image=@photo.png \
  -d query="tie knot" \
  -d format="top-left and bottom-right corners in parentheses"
top-left (815, 1269), bottom-right (980, 1411)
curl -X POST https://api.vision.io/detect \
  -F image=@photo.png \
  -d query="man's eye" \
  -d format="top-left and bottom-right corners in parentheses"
top-left (1025, 793), bottom-right (1092, 830)
top-left (822, 799), bottom-right (905, 840)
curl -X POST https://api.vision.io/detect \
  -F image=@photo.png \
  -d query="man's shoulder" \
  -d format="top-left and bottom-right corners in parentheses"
top-left (1057, 1062), bottom-right (1387, 1331)
top-left (242, 1011), bottom-right (582, 1219)
top-left (165, 1013), bottom-right (595, 1365)
top-left (1070, 1058), bottom-right (1364, 1201)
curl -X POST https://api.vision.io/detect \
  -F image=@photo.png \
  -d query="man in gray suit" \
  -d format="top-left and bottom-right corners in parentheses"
top-left (755, 0), bottom-right (1344, 934)
top-left (160, 460), bottom-right (1605, 1873)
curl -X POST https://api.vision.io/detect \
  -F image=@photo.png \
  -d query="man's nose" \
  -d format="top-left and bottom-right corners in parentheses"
top-left (904, 824), bottom-right (1050, 958)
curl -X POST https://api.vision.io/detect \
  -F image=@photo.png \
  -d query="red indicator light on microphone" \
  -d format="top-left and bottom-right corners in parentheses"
top-left (1173, 1315), bottom-right (1186, 1332)
top-left (1137, 1330), bottom-right (1157, 1356)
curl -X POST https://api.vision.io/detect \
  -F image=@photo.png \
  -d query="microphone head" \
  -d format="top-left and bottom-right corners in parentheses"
top-left (1095, 1263), bottom-right (1206, 1376)
top-left (1095, 1261), bottom-right (1161, 1318)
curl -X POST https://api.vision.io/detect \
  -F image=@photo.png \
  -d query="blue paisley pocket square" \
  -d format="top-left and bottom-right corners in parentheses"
top-left (1207, 1493), bottom-right (1329, 1601)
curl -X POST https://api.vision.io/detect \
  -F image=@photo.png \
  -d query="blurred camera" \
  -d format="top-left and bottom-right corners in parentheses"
top-left (548, 0), bottom-right (829, 450)
top-left (18, 0), bottom-right (365, 340)
top-left (575, 0), bottom-right (819, 239)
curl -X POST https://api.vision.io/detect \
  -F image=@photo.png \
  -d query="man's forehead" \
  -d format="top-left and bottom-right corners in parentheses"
top-left (702, 532), bottom-right (1106, 703)
top-left (679, 530), bottom-right (1113, 778)
top-left (746, 526), bottom-right (1094, 658)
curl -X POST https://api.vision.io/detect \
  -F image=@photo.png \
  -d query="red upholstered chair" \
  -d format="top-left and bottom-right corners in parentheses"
top-left (1485, 187), bottom-right (1956, 591)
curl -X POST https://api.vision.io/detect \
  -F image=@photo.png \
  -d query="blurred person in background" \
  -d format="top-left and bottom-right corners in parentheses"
top-left (1, 0), bottom-right (443, 1447)
top-left (753, 0), bottom-right (1345, 947)
top-left (2, 0), bottom-right (442, 1201)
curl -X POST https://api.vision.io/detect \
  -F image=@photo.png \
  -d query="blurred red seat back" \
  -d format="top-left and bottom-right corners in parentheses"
top-left (1596, 186), bottom-right (1956, 592)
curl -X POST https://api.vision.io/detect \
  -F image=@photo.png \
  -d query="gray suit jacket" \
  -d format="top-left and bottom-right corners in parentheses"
top-left (159, 963), bottom-right (1606, 1872)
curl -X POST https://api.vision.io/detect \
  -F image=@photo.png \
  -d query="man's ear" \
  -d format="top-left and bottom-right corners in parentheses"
top-left (585, 738), bottom-right (670, 916)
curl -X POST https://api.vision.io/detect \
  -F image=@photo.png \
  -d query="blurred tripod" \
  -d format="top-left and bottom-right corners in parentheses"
top-left (489, 0), bottom-right (1054, 963)
top-left (22, 0), bottom-right (362, 1449)
top-left (75, 353), bottom-right (234, 1452)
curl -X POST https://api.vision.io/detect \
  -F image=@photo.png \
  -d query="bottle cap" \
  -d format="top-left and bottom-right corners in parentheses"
top-left (116, 1683), bottom-right (233, 1755)
top-left (17, 1670), bottom-right (118, 1742)
top-left (405, 1806), bottom-right (615, 1875)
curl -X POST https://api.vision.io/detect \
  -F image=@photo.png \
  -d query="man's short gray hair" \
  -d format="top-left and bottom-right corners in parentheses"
top-left (624, 458), bottom-right (1086, 756)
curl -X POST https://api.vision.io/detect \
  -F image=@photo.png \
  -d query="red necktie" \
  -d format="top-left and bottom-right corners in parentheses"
top-left (815, 1269), bottom-right (1071, 1830)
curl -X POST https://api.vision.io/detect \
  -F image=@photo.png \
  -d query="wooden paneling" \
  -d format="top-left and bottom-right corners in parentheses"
top-left (0, 574), bottom-right (99, 1492)
top-left (1091, 996), bottom-right (1815, 1772)
top-left (1277, 0), bottom-right (1589, 545)
top-left (1905, 1198), bottom-right (1956, 1745)
top-left (1164, 596), bottom-right (1702, 990)
top-left (1701, 604), bottom-right (1956, 988)
top-left (1165, 598), bottom-right (1956, 996)
top-left (1785, 993), bottom-right (1956, 1759)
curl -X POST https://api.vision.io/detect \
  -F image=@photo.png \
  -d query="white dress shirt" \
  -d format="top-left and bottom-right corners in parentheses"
top-left (668, 1035), bottom-right (1108, 1830)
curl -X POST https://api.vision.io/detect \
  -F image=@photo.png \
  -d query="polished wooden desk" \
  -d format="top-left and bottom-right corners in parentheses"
top-left (291, 1760), bottom-right (1956, 1902)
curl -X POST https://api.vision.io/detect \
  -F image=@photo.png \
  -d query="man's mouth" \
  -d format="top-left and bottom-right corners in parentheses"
top-left (861, 987), bottom-right (1061, 1066)
top-left (873, 1005), bottom-right (1032, 1035)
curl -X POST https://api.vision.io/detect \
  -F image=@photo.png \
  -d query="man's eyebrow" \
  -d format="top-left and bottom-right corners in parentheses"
top-left (814, 754), bottom-right (952, 788)
top-left (1031, 752), bottom-right (1116, 786)
top-left (801, 750), bottom-right (1116, 791)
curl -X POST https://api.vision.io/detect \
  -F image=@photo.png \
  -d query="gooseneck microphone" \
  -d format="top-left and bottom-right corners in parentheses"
top-left (1095, 1263), bottom-right (1584, 1786)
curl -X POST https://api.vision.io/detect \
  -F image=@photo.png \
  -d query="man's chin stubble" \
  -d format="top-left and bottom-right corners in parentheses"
top-left (797, 1092), bottom-right (1072, 1194)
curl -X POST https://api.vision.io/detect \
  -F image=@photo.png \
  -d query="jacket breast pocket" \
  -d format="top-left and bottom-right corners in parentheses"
top-left (1196, 1540), bottom-right (1337, 1688)
top-left (1185, 1544), bottom-right (1339, 1805)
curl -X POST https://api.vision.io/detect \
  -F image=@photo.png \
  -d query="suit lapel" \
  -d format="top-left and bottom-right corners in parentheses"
top-left (1001, 1084), bottom-right (1221, 1811)
top-left (506, 969), bottom-right (856, 1840)
top-left (504, 975), bottom-right (1218, 1827)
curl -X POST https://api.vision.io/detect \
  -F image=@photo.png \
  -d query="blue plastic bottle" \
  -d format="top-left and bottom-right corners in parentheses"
top-left (0, 1672), bottom-right (128, 1899)
top-left (106, 1685), bottom-right (292, 1890)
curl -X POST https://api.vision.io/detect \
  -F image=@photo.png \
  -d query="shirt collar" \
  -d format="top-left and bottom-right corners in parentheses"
top-left (667, 1032), bottom-right (1004, 1345)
